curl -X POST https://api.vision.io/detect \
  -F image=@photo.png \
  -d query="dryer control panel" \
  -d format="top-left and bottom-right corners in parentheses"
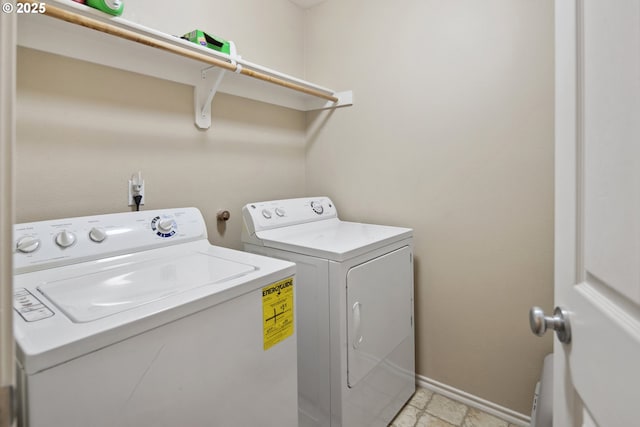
top-left (242, 196), bottom-right (338, 234)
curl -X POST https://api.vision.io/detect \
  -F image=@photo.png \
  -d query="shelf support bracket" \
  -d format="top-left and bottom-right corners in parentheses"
top-left (194, 67), bottom-right (226, 129)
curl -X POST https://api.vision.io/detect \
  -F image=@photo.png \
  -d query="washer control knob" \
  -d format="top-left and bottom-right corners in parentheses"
top-left (262, 209), bottom-right (272, 219)
top-left (311, 201), bottom-right (324, 215)
top-left (16, 236), bottom-right (41, 253)
top-left (157, 219), bottom-right (174, 234)
top-left (89, 227), bottom-right (107, 243)
top-left (55, 230), bottom-right (76, 248)
top-left (275, 208), bottom-right (286, 217)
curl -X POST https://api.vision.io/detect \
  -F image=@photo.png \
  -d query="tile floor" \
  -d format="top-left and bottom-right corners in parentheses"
top-left (389, 388), bottom-right (521, 427)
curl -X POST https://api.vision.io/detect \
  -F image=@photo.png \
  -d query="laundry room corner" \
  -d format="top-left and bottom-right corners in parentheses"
top-left (303, 0), bottom-right (555, 417)
top-left (10, 0), bottom-right (561, 424)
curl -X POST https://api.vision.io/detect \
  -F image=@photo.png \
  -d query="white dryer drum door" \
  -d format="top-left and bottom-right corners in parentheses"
top-left (346, 245), bottom-right (413, 388)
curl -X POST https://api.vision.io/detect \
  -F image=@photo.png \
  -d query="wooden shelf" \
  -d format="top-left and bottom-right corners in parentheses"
top-left (16, 0), bottom-right (352, 129)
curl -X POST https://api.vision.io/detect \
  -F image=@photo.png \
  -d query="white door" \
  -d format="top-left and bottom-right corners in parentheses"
top-left (554, 0), bottom-right (640, 425)
top-left (0, 6), bottom-right (17, 427)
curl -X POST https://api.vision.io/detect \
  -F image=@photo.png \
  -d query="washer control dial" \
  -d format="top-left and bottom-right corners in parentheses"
top-left (275, 208), bottom-right (286, 217)
top-left (16, 236), bottom-right (41, 254)
top-left (310, 201), bottom-right (324, 215)
top-left (55, 230), bottom-right (76, 248)
top-left (157, 220), bottom-right (174, 233)
top-left (89, 227), bottom-right (107, 243)
top-left (151, 216), bottom-right (177, 238)
top-left (262, 209), bottom-right (272, 219)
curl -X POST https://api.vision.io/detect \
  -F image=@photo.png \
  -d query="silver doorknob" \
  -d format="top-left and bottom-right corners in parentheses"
top-left (529, 306), bottom-right (572, 344)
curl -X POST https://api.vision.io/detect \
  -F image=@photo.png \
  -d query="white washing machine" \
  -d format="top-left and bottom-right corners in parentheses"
top-left (13, 208), bottom-right (297, 427)
top-left (241, 197), bottom-right (415, 427)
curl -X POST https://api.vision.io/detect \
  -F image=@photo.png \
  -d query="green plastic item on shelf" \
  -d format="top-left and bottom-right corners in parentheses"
top-left (182, 30), bottom-right (232, 55)
top-left (86, 0), bottom-right (124, 16)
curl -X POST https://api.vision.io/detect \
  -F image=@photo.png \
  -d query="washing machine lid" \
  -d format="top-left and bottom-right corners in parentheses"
top-left (38, 251), bottom-right (256, 323)
top-left (255, 218), bottom-right (412, 261)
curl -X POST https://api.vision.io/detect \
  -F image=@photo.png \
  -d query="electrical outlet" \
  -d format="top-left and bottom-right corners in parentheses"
top-left (128, 172), bottom-right (145, 207)
top-left (128, 179), bottom-right (145, 206)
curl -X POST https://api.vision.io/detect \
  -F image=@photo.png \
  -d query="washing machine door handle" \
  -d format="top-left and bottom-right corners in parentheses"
top-left (352, 302), bottom-right (364, 349)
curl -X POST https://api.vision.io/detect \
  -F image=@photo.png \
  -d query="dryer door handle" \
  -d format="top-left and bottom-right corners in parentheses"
top-left (352, 302), bottom-right (363, 349)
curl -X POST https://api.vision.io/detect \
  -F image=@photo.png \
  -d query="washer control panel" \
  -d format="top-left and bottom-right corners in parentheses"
top-left (242, 196), bottom-right (338, 233)
top-left (13, 208), bottom-right (206, 274)
top-left (14, 288), bottom-right (54, 322)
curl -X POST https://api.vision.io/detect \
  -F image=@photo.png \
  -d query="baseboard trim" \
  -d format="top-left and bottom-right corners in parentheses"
top-left (416, 375), bottom-right (531, 426)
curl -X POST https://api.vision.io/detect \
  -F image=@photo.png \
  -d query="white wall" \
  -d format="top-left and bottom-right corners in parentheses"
top-left (304, 0), bottom-right (555, 414)
top-left (15, 0), bottom-right (308, 249)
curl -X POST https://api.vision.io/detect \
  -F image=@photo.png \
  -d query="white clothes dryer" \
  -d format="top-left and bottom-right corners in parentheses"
top-left (13, 208), bottom-right (297, 427)
top-left (242, 197), bottom-right (415, 427)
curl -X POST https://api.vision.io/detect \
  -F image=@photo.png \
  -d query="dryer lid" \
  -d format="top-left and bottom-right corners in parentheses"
top-left (38, 252), bottom-right (256, 323)
top-left (255, 218), bottom-right (412, 261)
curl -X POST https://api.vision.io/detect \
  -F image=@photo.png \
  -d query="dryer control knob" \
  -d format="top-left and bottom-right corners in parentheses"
top-left (311, 201), bottom-right (324, 215)
top-left (55, 230), bottom-right (76, 248)
top-left (262, 209), bottom-right (272, 219)
top-left (16, 236), bottom-right (41, 253)
top-left (89, 227), bottom-right (107, 243)
top-left (275, 208), bottom-right (286, 217)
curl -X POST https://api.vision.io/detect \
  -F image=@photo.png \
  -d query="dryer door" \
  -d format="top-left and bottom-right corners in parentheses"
top-left (346, 245), bottom-right (413, 388)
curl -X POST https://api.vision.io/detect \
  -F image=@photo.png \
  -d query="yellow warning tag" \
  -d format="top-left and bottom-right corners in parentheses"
top-left (262, 277), bottom-right (294, 351)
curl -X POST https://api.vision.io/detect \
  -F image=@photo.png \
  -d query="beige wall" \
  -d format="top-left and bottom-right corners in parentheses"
top-left (15, 0), bottom-right (307, 250)
top-left (304, 0), bottom-right (554, 415)
top-left (16, 0), bottom-right (554, 417)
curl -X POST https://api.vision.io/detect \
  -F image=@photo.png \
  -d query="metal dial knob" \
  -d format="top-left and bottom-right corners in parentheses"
top-left (529, 306), bottom-right (572, 344)
top-left (157, 219), bottom-right (174, 234)
top-left (16, 236), bottom-right (41, 253)
top-left (55, 230), bottom-right (76, 248)
top-left (89, 227), bottom-right (107, 243)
